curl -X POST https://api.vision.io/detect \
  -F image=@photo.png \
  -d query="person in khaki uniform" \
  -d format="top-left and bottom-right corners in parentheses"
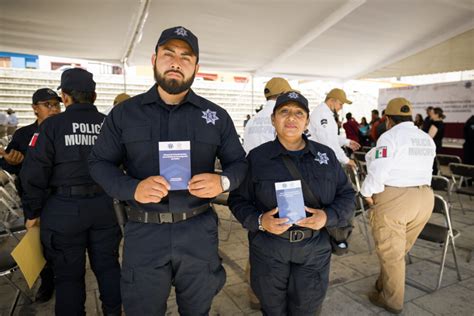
top-left (361, 97), bottom-right (436, 314)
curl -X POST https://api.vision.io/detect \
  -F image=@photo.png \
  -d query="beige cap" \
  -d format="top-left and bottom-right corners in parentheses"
top-left (113, 93), bottom-right (131, 106)
top-left (327, 88), bottom-right (352, 104)
top-left (264, 77), bottom-right (291, 98)
top-left (385, 97), bottom-right (412, 116)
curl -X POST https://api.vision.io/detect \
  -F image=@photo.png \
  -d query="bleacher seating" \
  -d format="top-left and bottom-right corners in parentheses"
top-left (0, 68), bottom-right (320, 137)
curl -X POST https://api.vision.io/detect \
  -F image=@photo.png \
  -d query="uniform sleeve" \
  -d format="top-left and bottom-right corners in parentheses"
top-left (217, 112), bottom-right (248, 191)
top-left (360, 134), bottom-right (396, 197)
top-left (0, 129), bottom-right (24, 174)
top-left (227, 160), bottom-right (260, 232)
top-left (309, 111), bottom-right (350, 164)
top-left (88, 108), bottom-right (141, 201)
top-left (20, 125), bottom-right (55, 219)
top-left (338, 134), bottom-right (351, 147)
top-left (323, 158), bottom-right (356, 228)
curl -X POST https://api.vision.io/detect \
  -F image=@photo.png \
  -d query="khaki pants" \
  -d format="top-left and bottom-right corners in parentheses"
top-left (370, 186), bottom-right (434, 310)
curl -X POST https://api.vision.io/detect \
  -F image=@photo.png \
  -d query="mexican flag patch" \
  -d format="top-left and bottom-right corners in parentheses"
top-left (29, 133), bottom-right (39, 147)
top-left (375, 146), bottom-right (387, 158)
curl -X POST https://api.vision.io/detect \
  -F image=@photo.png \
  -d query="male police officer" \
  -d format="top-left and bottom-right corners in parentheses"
top-left (361, 98), bottom-right (435, 314)
top-left (89, 26), bottom-right (247, 315)
top-left (0, 88), bottom-right (61, 303)
top-left (308, 88), bottom-right (360, 168)
top-left (243, 77), bottom-right (291, 153)
top-left (20, 68), bottom-right (122, 316)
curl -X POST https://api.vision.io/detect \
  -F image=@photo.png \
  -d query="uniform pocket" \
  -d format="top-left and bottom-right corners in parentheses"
top-left (121, 126), bottom-right (151, 143)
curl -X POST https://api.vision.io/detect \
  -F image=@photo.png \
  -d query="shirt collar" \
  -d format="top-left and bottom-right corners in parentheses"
top-left (141, 83), bottom-right (204, 109)
top-left (391, 121), bottom-right (415, 131)
top-left (268, 134), bottom-right (317, 159)
top-left (65, 103), bottom-right (98, 112)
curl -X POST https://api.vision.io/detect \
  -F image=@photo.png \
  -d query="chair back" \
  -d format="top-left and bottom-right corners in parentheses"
top-left (431, 175), bottom-right (450, 192)
top-left (449, 163), bottom-right (474, 179)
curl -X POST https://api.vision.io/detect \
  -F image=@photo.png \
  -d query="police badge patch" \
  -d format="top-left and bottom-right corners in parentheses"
top-left (201, 109), bottom-right (219, 125)
top-left (321, 119), bottom-right (328, 127)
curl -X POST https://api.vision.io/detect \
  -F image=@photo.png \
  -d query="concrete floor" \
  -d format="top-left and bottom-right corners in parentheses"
top-left (1, 193), bottom-right (473, 315)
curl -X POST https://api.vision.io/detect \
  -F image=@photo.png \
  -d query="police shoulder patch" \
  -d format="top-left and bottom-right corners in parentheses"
top-left (375, 146), bottom-right (387, 159)
top-left (320, 119), bottom-right (328, 126)
top-left (29, 133), bottom-right (40, 147)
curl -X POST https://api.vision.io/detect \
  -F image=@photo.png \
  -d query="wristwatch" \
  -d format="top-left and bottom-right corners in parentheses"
top-left (258, 214), bottom-right (265, 231)
top-left (220, 175), bottom-right (230, 192)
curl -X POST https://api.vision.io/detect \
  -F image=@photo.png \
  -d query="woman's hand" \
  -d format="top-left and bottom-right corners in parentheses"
top-left (261, 208), bottom-right (292, 234)
top-left (296, 207), bottom-right (327, 230)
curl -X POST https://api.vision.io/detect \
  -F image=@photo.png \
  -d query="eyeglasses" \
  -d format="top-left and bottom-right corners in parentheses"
top-left (37, 101), bottom-right (61, 109)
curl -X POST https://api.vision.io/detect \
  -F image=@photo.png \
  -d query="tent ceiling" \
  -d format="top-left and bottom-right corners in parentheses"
top-left (1, 0), bottom-right (473, 80)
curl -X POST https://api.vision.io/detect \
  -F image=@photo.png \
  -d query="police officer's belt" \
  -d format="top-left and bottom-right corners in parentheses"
top-left (53, 184), bottom-right (104, 197)
top-left (125, 204), bottom-right (210, 224)
top-left (278, 228), bottom-right (317, 243)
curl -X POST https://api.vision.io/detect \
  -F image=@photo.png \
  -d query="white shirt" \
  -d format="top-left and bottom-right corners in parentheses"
top-left (243, 100), bottom-right (276, 153)
top-left (0, 113), bottom-right (7, 126)
top-left (361, 121), bottom-right (435, 197)
top-left (7, 114), bottom-right (18, 126)
top-left (308, 102), bottom-right (351, 164)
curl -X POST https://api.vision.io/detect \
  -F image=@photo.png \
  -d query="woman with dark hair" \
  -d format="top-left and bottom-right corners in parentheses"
top-left (414, 114), bottom-right (423, 129)
top-left (428, 107), bottom-right (445, 174)
top-left (359, 116), bottom-right (371, 146)
top-left (229, 91), bottom-right (355, 315)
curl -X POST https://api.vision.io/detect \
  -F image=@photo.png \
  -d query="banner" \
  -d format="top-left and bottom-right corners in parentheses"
top-left (378, 81), bottom-right (473, 123)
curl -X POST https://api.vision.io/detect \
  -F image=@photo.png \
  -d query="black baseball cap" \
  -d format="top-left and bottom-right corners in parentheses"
top-left (155, 26), bottom-right (199, 60)
top-left (57, 68), bottom-right (96, 92)
top-left (32, 88), bottom-right (61, 104)
top-left (274, 90), bottom-right (310, 114)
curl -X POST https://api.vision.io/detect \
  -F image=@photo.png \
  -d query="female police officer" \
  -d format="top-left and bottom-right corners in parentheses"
top-left (229, 91), bottom-right (355, 315)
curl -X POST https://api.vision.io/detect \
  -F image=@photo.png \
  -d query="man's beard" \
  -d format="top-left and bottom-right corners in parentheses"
top-left (154, 66), bottom-right (195, 95)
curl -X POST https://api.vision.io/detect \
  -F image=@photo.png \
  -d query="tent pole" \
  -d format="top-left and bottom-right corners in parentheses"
top-left (122, 61), bottom-right (127, 93)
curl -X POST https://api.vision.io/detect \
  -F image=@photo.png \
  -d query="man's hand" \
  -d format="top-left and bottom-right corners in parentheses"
top-left (365, 196), bottom-right (374, 206)
top-left (346, 159), bottom-right (357, 169)
top-left (134, 176), bottom-right (170, 203)
top-left (25, 218), bottom-right (40, 230)
top-left (188, 173), bottom-right (223, 198)
top-left (1, 149), bottom-right (24, 165)
top-left (348, 140), bottom-right (361, 151)
top-left (261, 208), bottom-right (291, 235)
top-left (296, 207), bottom-right (327, 230)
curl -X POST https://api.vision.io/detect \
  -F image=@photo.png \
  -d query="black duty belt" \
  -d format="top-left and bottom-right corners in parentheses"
top-left (53, 184), bottom-right (104, 197)
top-left (125, 204), bottom-right (210, 224)
top-left (277, 228), bottom-right (317, 243)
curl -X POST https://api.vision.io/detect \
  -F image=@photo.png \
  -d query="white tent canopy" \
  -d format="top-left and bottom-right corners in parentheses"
top-left (1, 0), bottom-right (473, 80)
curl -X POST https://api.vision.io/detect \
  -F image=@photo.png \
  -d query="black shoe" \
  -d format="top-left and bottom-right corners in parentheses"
top-left (35, 282), bottom-right (54, 303)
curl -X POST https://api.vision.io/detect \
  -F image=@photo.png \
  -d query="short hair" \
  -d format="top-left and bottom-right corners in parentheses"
top-left (345, 112), bottom-right (352, 120)
top-left (62, 89), bottom-right (95, 104)
top-left (387, 115), bottom-right (412, 125)
top-left (371, 109), bottom-right (379, 116)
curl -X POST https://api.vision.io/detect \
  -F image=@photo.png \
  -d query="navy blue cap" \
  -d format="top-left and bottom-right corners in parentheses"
top-left (32, 88), bottom-right (61, 104)
top-left (156, 26), bottom-right (199, 60)
top-left (274, 91), bottom-right (309, 114)
top-left (58, 68), bottom-right (96, 92)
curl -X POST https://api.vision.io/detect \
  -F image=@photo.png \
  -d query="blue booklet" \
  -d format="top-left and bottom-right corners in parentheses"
top-left (275, 180), bottom-right (306, 224)
top-left (159, 141), bottom-right (191, 191)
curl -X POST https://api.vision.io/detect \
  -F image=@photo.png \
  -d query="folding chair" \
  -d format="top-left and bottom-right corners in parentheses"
top-left (436, 154), bottom-right (461, 177)
top-left (413, 194), bottom-right (462, 291)
top-left (448, 163), bottom-right (474, 214)
top-left (431, 175), bottom-right (453, 204)
top-left (352, 151), bottom-right (368, 179)
top-left (0, 236), bottom-right (33, 315)
top-left (343, 165), bottom-right (372, 253)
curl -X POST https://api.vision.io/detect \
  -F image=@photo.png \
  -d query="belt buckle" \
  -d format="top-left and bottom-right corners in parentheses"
top-left (159, 213), bottom-right (173, 224)
top-left (289, 230), bottom-right (305, 243)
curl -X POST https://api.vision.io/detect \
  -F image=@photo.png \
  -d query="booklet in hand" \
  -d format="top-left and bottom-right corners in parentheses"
top-left (275, 180), bottom-right (306, 224)
top-left (159, 141), bottom-right (191, 190)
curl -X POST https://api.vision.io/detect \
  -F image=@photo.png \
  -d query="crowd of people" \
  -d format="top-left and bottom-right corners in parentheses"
top-left (0, 25), bottom-right (472, 316)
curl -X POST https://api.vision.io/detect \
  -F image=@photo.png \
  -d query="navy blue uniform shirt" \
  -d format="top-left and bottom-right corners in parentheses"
top-left (0, 121), bottom-right (38, 174)
top-left (88, 84), bottom-right (247, 213)
top-left (20, 103), bottom-right (106, 219)
top-left (228, 136), bottom-right (355, 232)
